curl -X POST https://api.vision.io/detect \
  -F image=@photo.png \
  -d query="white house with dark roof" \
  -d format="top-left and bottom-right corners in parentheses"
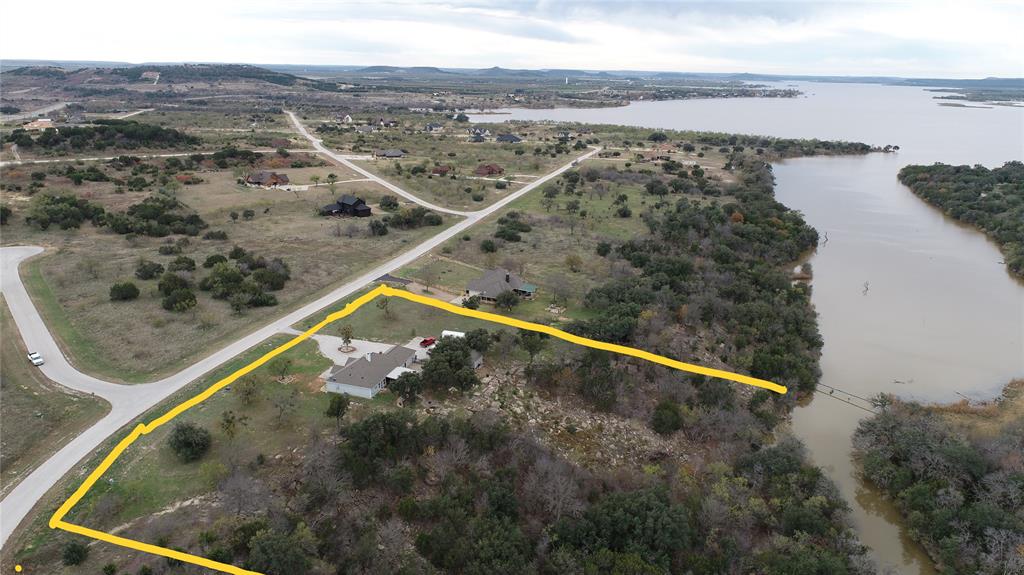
top-left (323, 345), bottom-right (417, 398)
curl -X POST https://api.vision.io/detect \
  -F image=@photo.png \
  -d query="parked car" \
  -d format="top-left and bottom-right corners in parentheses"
top-left (419, 337), bottom-right (436, 347)
top-left (27, 351), bottom-right (44, 366)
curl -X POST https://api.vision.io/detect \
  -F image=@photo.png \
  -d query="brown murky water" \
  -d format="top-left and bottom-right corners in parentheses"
top-left (473, 86), bottom-right (1024, 573)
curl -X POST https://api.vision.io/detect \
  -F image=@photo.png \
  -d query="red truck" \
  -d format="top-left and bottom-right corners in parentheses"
top-left (419, 337), bottom-right (436, 347)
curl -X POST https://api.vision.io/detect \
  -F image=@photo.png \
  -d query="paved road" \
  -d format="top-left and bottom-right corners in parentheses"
top-left (0, 135), bottom-right (598, 547)
top-left (0, 102), bottom-right (72, 122)
top-left (285, 110), bottom-right (472, 216)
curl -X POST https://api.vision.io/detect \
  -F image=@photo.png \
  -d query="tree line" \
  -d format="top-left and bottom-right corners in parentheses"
top-left (898, 161), bottom-right (1023, 277)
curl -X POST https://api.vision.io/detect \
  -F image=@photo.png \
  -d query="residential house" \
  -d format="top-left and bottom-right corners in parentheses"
top-left (324, 345), bottom-right (417, 398)
top-left (245, 171), bottom-right (290, 188)
top-left (495, 133), bottom-right (522, 144)
top-left (465, 268), bottom-right (537, 303)
top-left (474, 163), bottom-right (504, 177)
top-left (424, 123), bottom-right (444, 133)
top-left (23, 118), bottom-right (55, 131)
top-left (321, 194), bottom-right (372, 217)
top-left (469, 127), bottom-right (491, 137)
top-left (376, 149), bottom-right (405, 159)
top-left (378, 117), bottom-right (399, 128)
top-left (431, 165), bottom-right (453, 176)
top-left (355, 125), bottom-right (375, 134)
top-left (468, 135), bottom-right (486, 143)
top-left (339, 114), bottom-right (354, 124)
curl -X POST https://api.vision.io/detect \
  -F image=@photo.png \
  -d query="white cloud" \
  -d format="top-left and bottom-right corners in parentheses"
top-left (1, 0), bottom-right (1020, 77)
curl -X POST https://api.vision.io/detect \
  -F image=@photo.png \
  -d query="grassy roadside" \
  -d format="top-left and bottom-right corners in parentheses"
top-left (14, 212), bottom-right (459, 384)
top-left (2, 333), bottom-right (309, 569)
top-left (0, 296), bottom-right (109, 497)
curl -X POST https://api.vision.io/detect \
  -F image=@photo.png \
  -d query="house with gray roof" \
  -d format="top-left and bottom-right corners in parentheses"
top-left (465, 268), bottom-right (537, 303)
top-left (376, 148), bottom-right (405, 158)
top-left (324, 345), bottom-right (417, 398)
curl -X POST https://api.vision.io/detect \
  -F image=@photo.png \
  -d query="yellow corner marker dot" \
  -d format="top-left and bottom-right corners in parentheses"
top-left (14, 566), bottom-right (22, 573)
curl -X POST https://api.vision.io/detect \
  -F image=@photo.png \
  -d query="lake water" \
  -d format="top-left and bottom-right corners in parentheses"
top-left (472, 83), bottom-right (1024, 574)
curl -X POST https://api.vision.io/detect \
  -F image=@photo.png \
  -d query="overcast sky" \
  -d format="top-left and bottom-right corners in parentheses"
top-left (2, 1), bottom-right (1021, 78)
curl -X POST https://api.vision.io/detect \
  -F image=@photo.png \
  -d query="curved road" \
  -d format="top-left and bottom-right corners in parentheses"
top-left (0, 120), bottom-right (599, 548)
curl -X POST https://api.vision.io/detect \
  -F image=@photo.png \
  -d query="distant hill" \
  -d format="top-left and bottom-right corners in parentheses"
top-left (356, 66), bottom-right (454, 75)
top-left (107, 64), bottom-right (343, 91)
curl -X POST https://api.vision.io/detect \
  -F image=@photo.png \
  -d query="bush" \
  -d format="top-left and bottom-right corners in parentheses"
top-left (379, 195), bottom-right (399, 211)
top-left (157, 244), bottom-right (181, 255)
top-left (651, 400), bottom-right (683, 435)
top-left (162, 288), bottom-right (197, 312)
top-left (463, 295), bottom-right (481, 309)
top-left (203, 254), bottom-right (228, 268)
top-left (167, 255), bottom-right (196, 272)
top-left (480, 239), bottom-right (497, 252)
top-left (203, 230), bottom-right (228, 240)
top-left (168, 421), bottom-right (211, 462)
top-left (109, 282), bottom-right (140, 301)
top-left (62, 540), bottom-right (88, 565)
top-left (616, 205), bottom-right (632, 218)
top-left (596, 242), bottom-right (612, 257)
top-left (369, 219), bottom-right (388, 236)
top-left (135, 259), bottom-right (165, 280)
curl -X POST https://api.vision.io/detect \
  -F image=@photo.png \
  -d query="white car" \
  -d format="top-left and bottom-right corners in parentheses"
top-left (27, 352), bottom-right (44, 366)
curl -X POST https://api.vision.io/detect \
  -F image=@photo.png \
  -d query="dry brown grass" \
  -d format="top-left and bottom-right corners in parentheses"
top-left (1, 166), bottom-right (453, 381)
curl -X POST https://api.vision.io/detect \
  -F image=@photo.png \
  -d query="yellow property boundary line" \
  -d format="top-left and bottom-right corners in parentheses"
top-left (48, 285), bottom-right (785, 574)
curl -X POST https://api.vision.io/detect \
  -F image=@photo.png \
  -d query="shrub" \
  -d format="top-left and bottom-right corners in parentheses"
top-left (203, 230), bottom-right (228, 240)
top-left (616, 205), bottom-right (632, 218)
top-left (167, 256), bottom-right (196, 272)
top-left (203, 254), bottom-right (228, 268)
top-left (135, 259), bottom-right (164, 280)
top-left (109, 282), bottom-right (140, 301)
top-left (651, 400), bottom-right (683, 435)
top-left (463, 295), bottom-right (481, 309)
top-left (62, 540), bottom-right (88, 565)
top-left (379, 195), bottom-right (399, 211)
top-left (596, 242), bottom-right (612, 257)
top-left (480, 239), bottom-right (497, 253)
top-left (369, 219), bottom-right (388, 236)
top-left (162, 288), bottom-right (197, 312)
top-left (157, 244), bottom-right (181, 255)
top-left (495, 180), bottom-right (508, 190)
top-left (168, 421), bottom-right (211, 462)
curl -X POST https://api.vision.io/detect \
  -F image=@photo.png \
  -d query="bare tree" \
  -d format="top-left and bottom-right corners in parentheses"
top-left (219, 471), bottom-right (264, 516)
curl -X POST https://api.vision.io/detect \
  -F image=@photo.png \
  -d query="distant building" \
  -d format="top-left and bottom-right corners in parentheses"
top-left (431, 165), bottom-right (453, 176)
top-left (495, 133), bottom-right (522, 144)
top-left (469, 128), bottom-right (491, 137)
top-left (22, 118), bottom-right (55, 131)
top-left (321, 194), bottom-right (372, 217)
top-left (474, 163), bottom-right (504, 176)
top-left (468, 135), bottom-right (485, 143)
top-left (340, 114), bottom-right (354, 124)
top-left (324, 346), bottom-right (417, 398)
top-left (376, 149), bottom-right (405, 158)
top-left (355, 125), bottom-right (375, 134)
top-left (378, 117), bottom-right (399, 128)
top-left (424, 122), bottom-right (444, 132)
top-left (245, 171), bottom-right (289, 188)
top-left (465, 268), bottom-right (537, 302)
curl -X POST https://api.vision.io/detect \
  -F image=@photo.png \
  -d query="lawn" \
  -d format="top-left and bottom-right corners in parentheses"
top-left (313, 119), bottom-right (589, 210)
top-left (0, 297), bottom-right (109, 497)
top-left (0, 162), bottom-right (457, 382)
top-left (61, 335), bottom-right (334, 529)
